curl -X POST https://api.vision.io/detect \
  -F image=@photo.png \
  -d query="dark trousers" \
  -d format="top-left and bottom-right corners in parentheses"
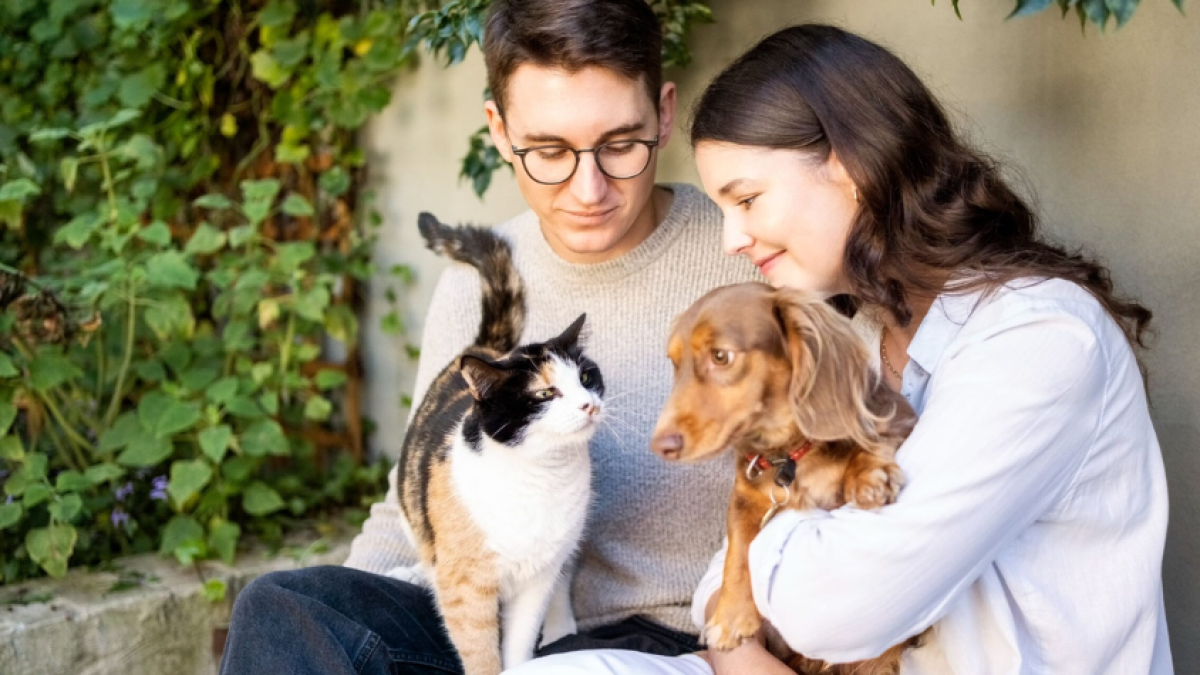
top-left (218, 565), bottom-right (700, 675)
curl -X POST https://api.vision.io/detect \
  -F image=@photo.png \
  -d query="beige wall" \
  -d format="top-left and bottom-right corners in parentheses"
top-left (365, 0), bottom-right (1199, 668)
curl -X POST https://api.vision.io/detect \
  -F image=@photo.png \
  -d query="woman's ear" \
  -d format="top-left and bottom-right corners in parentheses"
top-left (773, 288), bottom-right (879, 445)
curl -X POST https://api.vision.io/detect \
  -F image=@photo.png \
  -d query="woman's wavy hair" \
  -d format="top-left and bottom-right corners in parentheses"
top-left (690, 25), bottom-right (1152, 356)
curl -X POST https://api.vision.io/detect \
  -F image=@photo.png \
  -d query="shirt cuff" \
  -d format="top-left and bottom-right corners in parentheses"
top-left (748, 508), bottom-right (831, 627)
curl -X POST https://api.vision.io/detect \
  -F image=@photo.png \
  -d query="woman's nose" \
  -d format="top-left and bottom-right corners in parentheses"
top-left (722, 218), bottom-right (754, 257)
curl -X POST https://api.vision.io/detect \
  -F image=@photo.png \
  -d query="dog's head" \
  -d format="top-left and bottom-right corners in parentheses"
top-left (650, 282), bottom-right (882, 462)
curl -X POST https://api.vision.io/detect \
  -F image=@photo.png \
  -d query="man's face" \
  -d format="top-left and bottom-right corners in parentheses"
top-left (486, 65), bottom-right (676, 264)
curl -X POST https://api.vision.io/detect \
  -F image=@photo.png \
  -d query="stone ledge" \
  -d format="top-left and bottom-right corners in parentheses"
top-left (0, 527), bottom-right (354, 675)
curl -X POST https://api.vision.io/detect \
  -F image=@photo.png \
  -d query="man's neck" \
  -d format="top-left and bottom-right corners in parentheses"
top-left (546, 186), bottom-right (674, 265)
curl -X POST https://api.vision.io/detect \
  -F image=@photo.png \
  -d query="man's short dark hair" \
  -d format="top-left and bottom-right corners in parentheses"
top-left (483, 0), bottom-right (663, 114)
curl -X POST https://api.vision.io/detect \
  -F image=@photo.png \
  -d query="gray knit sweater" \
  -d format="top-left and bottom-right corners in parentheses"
top-left (344, 183), bottom-right (761, 634)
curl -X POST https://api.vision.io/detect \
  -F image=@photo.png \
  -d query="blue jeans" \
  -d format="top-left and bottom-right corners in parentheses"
top-left (219, 566), bottom-right (700, 675)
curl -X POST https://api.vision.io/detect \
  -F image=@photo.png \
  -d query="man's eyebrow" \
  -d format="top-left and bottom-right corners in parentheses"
top-left (718, 178), bottom-right (753, 197)
top-left (519, 121), bottom-right (650, 146)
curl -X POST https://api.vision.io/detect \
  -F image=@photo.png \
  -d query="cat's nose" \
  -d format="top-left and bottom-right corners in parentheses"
top-left (580, 402), bottom-right (594, 414)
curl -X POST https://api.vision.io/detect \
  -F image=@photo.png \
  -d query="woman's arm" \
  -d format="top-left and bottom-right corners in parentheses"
top-left (344, 264), bottom-right (482, 573)
top-left (748, 307), bottom-right (1106, 662)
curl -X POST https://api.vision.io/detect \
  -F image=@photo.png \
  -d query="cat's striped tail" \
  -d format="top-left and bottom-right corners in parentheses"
top-left (417, 212), bottom-right (525, 353)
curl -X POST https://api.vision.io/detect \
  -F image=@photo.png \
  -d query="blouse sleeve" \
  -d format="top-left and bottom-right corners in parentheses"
top-left (745, 306), bottom-right (1107, 663)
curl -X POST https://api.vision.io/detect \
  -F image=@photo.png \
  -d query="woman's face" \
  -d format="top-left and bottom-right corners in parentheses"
top-left (695, 142), bottom-right (859, 297)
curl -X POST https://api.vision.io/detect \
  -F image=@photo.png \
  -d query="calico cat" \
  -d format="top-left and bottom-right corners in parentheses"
top-left (390, 213), bottom-right (604, 675)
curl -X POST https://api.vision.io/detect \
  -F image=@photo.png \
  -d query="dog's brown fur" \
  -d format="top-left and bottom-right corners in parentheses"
top-left (651, 282), bottom-right (924, 675)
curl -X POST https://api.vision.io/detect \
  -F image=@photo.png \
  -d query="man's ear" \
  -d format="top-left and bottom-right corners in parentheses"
top-left (484, 100), bottom-right (515, 164)
top-left (656, 81), bottom-right (677, 149)
top-left (459, 354), bottom-right (511, 401)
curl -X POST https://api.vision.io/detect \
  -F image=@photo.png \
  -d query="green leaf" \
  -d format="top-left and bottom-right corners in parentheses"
top-left (0, 502), bottom-right (22, 530)
top-left (29, 128), bottom-right (72, 143)
top-left (208, 521), bottom-right (241, 564)
top-left (23, 483), bottom-right (52, 508)
top-left (173, 538), bottom-right (207, 565)
top-left (56, 470), bottom-right (92, 492)
top-left (280, 194), bottom-right (314, 217)
top-left (168, 459), bottom-right (213, 509)
top-left (259, 0), bottom-right (297, 28)
top-left (159, 515), bottom-right (203, 555)
top-left (119, 134), bottom-right (161, 169)
top-left (258, 391), bottom-right (278, 416)
top-left (304, 395), bottom-right (332, 421)
top-left (314, 370), bottom-right (347, 390)
top-left (0, 352), bottom-right (19, 377)
top-left (229, 224), bottom-right (257, 248)
top-left (274, 35), bottom-right (310, 68)
top-left (241, 179), bottom-right (281, 224)
top-left (206, 377), bottom-right (239, 405)
top-left (319, 167), bottom-right (350, 196)
top-left (242, 481), bottom-right (285, 516)
top-left (222, 457), bottom-right (255, 483)
top-left (117, 64), bottom-right (165, 108)
top-left (138, 392), bottom-right (201, 437)
top-left (293, 285), bottom-right (331, 322)
top-left (136, 221), bottom-right (171, 247)
top-left (116, 432), bottom-right (172, 467)
top-left (184, 222), bottom-right (226, 255)
top-left (1008, 0), bottom-right (1057, 17)
top-left (199, 425), bottom-right (233, 463)
top-left (146, 251), bottom-right (200, 290)
top-left (26, 524), bottom-right (78, 577)
top-left (274, 241), bottom-right (315, 273)
top-left (99, 412), bottom-right (142, 452)
top-left (224, 395), bottom-right (264, 419)
top-left (60, 157), bottom-right (79, 192)
top-left (241, 419), bottom-right (288, 457)
top-left (0, 178), bottom-right (40, 202)
top-left (179, 366), bottom-right (219, 392)
top-left (0, 435), bottom-right (24, 461)
top-left (110, 0), bottom-right (153, 29)
top-left (193, 194), bottom-right (233, 210)
top-left (0, 402), bottom-right (16, 435)
top-left (29, 350), bottom-right (83, 392)
top-left (48, 493), bottom-right (83, 522)
top-left (84, 463), bottom-right (125, 484)
top-left (203, 578), bottom-right (228, 602)
top-left (54, 213), bottom-right (102, 249)
top-left (250, 51), bottom-right (291, 89)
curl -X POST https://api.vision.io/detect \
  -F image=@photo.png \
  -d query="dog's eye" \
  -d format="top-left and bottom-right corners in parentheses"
top-left (711, 349), bottom-right (734, 366)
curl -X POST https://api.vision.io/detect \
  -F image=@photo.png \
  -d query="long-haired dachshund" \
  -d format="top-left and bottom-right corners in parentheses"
top-left (651, 282), bottom-right (923, 675)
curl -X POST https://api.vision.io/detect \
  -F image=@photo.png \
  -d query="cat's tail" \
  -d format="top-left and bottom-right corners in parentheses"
top-left (418, 212), bottom-right (524, 353)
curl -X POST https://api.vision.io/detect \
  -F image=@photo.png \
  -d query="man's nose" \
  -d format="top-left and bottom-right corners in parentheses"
top-left (569, 152), bottom-right (608, 205)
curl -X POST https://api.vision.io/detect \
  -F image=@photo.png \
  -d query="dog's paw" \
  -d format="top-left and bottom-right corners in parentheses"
top-left (704, 602), bottom-right (762, 651)
top-left (845, 460), bottom-right (904, 510)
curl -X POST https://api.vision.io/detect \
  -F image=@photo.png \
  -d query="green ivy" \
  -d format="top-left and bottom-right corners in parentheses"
top-left (941, 0), bottom-right (1186, 30)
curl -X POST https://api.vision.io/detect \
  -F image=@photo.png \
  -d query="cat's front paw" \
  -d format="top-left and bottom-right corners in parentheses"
top-left (844, 459), bottom-right (904, 510)
top-left (704, 599), bottom-right (762, 651)
top-left (383, 564), bottom-right (426, 586)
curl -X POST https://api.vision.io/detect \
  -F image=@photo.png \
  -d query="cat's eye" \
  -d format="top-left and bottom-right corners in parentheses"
top-left (534, 388), bottom-right (558, 400)
top-left (711, 349), bottom-right (734, 366)
top-left (580, 371), bottom-right (591, 384)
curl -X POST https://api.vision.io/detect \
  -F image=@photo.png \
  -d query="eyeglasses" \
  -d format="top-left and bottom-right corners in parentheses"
top-left (510, 136), bottom-right (659, 185)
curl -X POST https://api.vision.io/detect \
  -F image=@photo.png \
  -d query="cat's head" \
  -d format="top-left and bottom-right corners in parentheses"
top-left (458, 313), bottom-right (604, 448)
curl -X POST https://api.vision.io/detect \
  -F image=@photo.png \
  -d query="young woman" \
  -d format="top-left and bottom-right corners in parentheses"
top-left (504, 24), bottom-right (1172, 675)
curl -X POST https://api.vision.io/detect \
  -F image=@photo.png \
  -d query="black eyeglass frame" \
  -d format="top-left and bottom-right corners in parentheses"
top-left (509, 136), bottom-right (660, 185)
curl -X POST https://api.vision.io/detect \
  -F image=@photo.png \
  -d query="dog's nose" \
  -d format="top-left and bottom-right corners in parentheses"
top-left (651, 432), bottom-right (684, 461)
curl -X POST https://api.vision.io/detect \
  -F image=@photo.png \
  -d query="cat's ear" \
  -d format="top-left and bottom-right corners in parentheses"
top-left (552, 313), bottom-right (587, 347)
top-left (459, 355), bottom-right (511, 401)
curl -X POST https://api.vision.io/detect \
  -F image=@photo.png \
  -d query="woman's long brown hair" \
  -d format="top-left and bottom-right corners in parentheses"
top-left (690, 25), bottom-right (1152, 358)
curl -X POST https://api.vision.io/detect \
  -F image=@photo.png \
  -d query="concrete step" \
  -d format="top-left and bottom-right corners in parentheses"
top-left (0, 528), bottom-right (353, 675)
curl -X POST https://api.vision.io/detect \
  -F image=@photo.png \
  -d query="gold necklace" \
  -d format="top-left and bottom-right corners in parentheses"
top-left (880, 327), bottom-right (903, 381)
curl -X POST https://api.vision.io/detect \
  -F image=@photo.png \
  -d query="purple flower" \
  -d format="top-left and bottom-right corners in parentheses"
top-left (0, 469), bottom-right (8, 478)
top-left (5, 495), bottom-right (11, 504)
top-left (110, 508), bottom-right (130, 527)
top-left (115, 481), bottom-right (134, 501)
top-left (150, 475), bottom-right (168, 501)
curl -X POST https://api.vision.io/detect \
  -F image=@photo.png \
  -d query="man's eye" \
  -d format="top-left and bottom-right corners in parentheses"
top-left (711, 349), bottom-right (734, 366)
top-left (601, 142), bottom-right (636, 155)
top-left (536, 148), bottom-right (569, 161)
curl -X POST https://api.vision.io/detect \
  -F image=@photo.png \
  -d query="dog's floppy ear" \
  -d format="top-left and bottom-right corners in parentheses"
top-left (773, 288), bottom-right (882, 446)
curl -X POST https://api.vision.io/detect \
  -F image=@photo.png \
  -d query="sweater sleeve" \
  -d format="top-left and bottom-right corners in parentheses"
top-left (343, 263), bottom-right (482, 573)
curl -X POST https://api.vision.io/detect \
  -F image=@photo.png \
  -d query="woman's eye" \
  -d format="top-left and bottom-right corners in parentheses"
top-left (738, 196), bottom-right (756, 210)
top-left (711, 349), bottom-right (734, 366)
top-left (535, 388), bottom-right (558, 400)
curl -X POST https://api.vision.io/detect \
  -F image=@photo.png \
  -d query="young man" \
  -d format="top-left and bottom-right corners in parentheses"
top-left (219, 1), bottom-right (758, 673)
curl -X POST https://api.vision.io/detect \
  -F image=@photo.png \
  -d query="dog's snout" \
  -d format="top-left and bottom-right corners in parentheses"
top-left (651, 432), bottom-right (684, 461)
